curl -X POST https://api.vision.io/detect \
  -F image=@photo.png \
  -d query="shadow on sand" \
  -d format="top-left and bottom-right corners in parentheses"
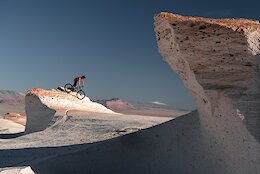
top-left (1, 111), bottom-right (222, 174)
top-left (0, 132), bottom-right (25, 139)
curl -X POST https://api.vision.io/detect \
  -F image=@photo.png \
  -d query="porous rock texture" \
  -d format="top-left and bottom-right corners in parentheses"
top-left (25, 88), bottom-right (115, 133)
top-left (155, 13), bottom-right (260, 173)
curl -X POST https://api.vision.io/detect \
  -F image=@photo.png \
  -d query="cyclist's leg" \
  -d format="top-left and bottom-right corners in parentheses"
top-left (73, 80), bottom-right (77, 87)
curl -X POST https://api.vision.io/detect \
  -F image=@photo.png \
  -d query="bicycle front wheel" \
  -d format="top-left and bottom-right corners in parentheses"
top-left (77, 90), bottom-right (85, 100)
top-left (64, 83), bottom-right (73, 93)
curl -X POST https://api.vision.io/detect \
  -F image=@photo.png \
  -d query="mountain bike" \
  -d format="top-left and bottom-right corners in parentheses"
top-left (64, 83), bottom-right (86, 100)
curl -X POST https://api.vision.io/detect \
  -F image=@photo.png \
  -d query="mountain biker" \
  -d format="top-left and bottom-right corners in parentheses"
top-left (73, 75), bottom-right (86, 88)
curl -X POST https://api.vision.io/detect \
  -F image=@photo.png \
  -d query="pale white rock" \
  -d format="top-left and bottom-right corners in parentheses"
top-left (154, 13), bottom-right (260, 174)
top-left (25, 88), bottom-right (116, 133)
top-left (0, 167), bottom-right (35, 174)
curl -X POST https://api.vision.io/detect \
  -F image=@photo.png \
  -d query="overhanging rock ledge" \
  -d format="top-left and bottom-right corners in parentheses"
top-left (154, 12), bottom-right (260, 173)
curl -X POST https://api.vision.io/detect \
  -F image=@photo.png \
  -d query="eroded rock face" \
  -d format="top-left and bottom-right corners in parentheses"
top-left (25, 88), bottom-right (115, 133)
top-left (154, 13), bottom-right (260, 173)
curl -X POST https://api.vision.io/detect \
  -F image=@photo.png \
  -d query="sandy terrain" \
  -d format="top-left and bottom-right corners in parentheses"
top-left (0, 110), bottom-right (173, 171)
top-left (0, 88), bottom-right (188, 173)
top-left (1, 109), bottom-right (259, 174)
top-left (0, 119), bottom-right (24, 134)
top-left (0, 105), bottom-right (25, 117)
top-left (0, 111), bottom-right (172, 149)
top-left (29, 111), bottom-right (206, 174)
top-left (3, 113), bottom-right (26, 126)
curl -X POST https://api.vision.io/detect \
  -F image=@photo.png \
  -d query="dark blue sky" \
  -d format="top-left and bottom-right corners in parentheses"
top-left (0, 0), bottom-right (259, 109)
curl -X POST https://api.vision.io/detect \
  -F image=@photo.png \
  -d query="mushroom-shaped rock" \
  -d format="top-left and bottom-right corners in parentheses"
top-left (154, 13), bottom-right (260, 173)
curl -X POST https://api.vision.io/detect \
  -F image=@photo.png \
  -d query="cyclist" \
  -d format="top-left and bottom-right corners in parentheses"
top-left (73, 75), bottom-right (86, 88)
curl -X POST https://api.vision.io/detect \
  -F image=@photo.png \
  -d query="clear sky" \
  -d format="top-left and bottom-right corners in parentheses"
top-left (0, 0), bottom-right (259, 110)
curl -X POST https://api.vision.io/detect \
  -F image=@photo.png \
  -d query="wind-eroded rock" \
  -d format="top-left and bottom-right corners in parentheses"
top-left (25, 88), bottom-right (115, 133)
top-left (154, 13), bottom-right (260, 173)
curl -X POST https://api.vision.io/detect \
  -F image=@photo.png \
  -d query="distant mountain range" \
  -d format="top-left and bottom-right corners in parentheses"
top-left (0, 90), bottom-right (25, 116)
top-left (94, 98), bottom-right (189, 117)
top-left (0, 90), bottom-right (25, 105)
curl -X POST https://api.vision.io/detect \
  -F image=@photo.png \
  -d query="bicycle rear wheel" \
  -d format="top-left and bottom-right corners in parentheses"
top-left (77, 90), bottom-right (85, 100)
top-left (64, 83), bottom-right (73, 93)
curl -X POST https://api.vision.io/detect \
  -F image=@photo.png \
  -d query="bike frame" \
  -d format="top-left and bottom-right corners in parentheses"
top-left (73, 85), bottom-right (84, 92)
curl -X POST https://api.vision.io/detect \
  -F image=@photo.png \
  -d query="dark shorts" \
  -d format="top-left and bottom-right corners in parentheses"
top-left (73, 79), bottom-right (77, 87)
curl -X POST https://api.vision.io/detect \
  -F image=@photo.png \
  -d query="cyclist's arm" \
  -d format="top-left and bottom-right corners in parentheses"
top-left (82, 79), bottom-right (85, 87)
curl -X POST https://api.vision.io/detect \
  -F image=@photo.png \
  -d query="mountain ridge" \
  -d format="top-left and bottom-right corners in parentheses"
top-left (94, 98), bottom-right (189, 117)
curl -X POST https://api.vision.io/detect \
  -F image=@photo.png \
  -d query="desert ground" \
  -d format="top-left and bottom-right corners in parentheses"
top-left (1, 111), bottom-right (197, 174)
top-left (0, 88), bottom-right (187, 174)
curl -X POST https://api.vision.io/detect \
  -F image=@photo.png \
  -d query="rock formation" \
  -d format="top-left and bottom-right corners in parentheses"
top-left (3, 112), bottom-right (26, 126)
top-left (154, 13), bottom-right (260, 173)
top-left (25, 88), bottom-right (116, 133)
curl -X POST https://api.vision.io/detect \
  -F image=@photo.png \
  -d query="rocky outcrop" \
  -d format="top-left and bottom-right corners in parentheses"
top-left (25, 88), bottom-right (116, 133)
top-left (3, 112), bottom-right (26, 126)
top-left (154, 13), bottom-right (260, 173)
